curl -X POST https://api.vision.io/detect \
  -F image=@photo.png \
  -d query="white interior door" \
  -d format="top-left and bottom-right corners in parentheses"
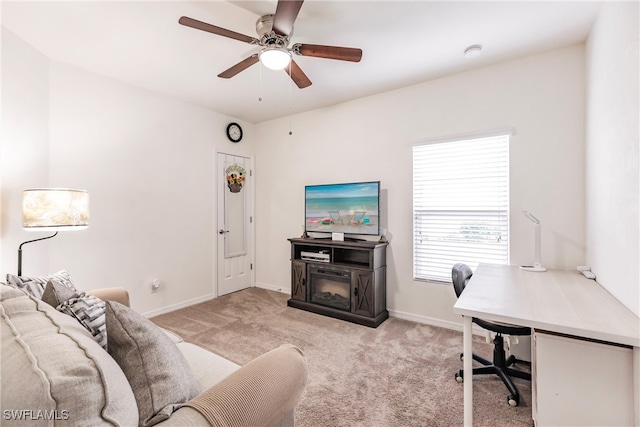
top-left (217, 153), bottom-right (253, 296)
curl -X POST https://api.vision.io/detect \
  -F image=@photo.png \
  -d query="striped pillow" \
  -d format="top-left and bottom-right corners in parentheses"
top-left (6, 270), bottom-right (77, 299)
top-left (57, 293), bottom-right (107, 350)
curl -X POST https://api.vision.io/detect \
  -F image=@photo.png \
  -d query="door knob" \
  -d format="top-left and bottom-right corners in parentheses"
top-left (219, 229), bottom-right (229, 235)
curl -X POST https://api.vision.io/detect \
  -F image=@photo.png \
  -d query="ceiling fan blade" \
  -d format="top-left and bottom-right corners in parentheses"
top-left (272, 0), bottom-right (304, 36)
top-left (179, 16), bottom-right (259, 44)
top-left (285, 60), bottom-right (312, 89)
top-left (294, 43), bottom-right (362, 62)
top-left (218, 54), bottom-right (260, 79)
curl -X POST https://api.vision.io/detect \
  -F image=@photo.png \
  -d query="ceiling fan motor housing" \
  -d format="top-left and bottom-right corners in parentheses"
top-left (256, 14), bottom-right (291, 48)
top-left (256, 14), bottom-right (274, 36)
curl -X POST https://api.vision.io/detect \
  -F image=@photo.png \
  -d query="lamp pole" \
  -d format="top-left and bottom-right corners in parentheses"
top-left (17, 231), bottom-right (58, 276)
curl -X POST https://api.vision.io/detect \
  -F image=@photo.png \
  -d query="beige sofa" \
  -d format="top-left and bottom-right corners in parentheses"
top-left (0, 283), bottom-right (307, 426)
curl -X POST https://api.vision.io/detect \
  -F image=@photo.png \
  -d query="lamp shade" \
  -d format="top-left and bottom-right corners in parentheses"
top-left (259, 48), bottom-right (291, 70)
top-left (23, 189), bottom-right (89, 230)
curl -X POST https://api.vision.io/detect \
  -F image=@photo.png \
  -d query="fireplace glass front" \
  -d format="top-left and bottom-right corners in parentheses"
top-left (309, 265), bottom-right (351, 311)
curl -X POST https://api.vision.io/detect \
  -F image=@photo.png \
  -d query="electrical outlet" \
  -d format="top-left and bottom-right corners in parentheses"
top-left (150, 278), bottom-right (161, 293)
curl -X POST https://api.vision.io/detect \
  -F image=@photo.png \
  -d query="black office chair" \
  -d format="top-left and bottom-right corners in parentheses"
top-left (452, 263), bottom-right (531, 407)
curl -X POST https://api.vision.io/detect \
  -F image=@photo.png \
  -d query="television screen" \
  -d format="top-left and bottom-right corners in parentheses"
top-left (305, 181), bottom-right (380, 236)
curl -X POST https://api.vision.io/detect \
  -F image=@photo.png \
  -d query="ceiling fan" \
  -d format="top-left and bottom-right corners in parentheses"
top-left (179, 0), bottom-right (362, 89)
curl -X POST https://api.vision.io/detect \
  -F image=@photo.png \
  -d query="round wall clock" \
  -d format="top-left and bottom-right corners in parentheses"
top-left (226, 122), bottom-right (243, 143)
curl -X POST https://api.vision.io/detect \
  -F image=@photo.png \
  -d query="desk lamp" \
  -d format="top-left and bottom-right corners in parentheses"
top-left (520, 211), bottom-right (546, 272)
top-left (18, 189), bottom-right (89, 275)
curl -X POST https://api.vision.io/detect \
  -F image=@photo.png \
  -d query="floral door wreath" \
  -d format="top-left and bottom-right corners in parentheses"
top-left (226, 164), bottom-right (246, 193)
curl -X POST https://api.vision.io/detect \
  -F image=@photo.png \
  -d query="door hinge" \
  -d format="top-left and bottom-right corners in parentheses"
top-left (250, 216), bottom-right (253, 223)
top-left (250, 170), bottom-right (253, 176)
top-left (250, 263), bottom-right (253, 270)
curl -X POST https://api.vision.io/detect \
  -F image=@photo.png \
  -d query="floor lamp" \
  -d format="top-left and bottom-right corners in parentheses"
top-left (18, 188), bottom-right (89, 276)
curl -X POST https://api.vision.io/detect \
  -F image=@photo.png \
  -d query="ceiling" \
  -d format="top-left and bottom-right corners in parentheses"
top-left (2, 1), bottom-right (601, 124)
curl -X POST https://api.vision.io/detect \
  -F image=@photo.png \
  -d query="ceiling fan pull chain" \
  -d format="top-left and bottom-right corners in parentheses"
top-left (258, 61), bottom-right (263, 102)
top-left (288, 61), bottom-right (293, 136)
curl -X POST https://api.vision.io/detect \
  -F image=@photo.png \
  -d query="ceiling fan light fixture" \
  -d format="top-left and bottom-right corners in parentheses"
top-left (259, 47), bottom-right (291, 70)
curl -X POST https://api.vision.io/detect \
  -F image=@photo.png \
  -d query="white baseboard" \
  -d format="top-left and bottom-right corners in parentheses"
top-left (388, 309), bottom-right (461, 330)
top-left (140, 288), bottom-right (485, 338)
top-left (142, 293), bottom-right (215, 318)
top-left (388, 309), bottom-right (486, 336)
top-left (255, 282), bottom-right (290, 295)
top-left (142, 283), bottom-right (286, 318)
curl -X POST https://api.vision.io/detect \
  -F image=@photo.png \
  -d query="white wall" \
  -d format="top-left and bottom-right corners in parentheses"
top-left (255, 45), bottom-right (586, 326)
top-left (11, 18), bottom-right (636, 325)
top-left (1, 29), bottom-right (50, 276)
top-left (586, 2), bottom-right (640, 316)
top-left (1, 31), bottom-right (256, 313)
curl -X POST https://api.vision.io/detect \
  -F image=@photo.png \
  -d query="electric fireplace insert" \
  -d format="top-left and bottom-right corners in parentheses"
top-left (309, 265), bottom-right (351, 311)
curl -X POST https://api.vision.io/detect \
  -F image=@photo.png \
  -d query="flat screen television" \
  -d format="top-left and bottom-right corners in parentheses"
top-left (305, 181), bottom-right (380, 236)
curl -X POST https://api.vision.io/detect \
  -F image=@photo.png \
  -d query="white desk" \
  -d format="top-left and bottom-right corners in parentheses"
top-left (453, 264), bottom-right (640, 426)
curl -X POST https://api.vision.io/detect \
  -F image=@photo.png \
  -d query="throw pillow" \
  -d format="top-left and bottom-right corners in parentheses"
top-left (1, 283), bottom-right (139, 426)
top-left (41, 280), bottom-right (79, 307)
top-left (57, 293), bottom-right (108, 350)
top-left (105, 301), bottom-right (201, 427)
top-left (6, 269), bottom-right (77, 299)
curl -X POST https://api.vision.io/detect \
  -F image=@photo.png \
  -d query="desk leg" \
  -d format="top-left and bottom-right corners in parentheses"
top-left (634, 347), bottom-right (639, 426)
top-left (463, 315), bottom-right (473, 426)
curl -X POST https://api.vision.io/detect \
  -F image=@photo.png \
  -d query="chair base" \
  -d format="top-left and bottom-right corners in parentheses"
top-left (456, 334), bottom-right (531, 406)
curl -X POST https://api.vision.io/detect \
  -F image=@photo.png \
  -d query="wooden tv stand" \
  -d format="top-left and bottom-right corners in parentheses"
top-left (287, 238), bottom-right (388, 327)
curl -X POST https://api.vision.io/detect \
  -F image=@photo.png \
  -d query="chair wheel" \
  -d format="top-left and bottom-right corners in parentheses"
top-left (507, 394), bottom-right (519, 407)
top-left (455, 371), bottom-right (463, 383)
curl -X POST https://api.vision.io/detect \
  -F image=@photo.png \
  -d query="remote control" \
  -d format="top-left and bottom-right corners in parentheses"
top-left (581, 270), bottom-right (596, 279)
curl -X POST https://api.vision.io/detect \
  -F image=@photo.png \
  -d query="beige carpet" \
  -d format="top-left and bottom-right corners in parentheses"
top-left (152, 287), bottom-right (533, 427)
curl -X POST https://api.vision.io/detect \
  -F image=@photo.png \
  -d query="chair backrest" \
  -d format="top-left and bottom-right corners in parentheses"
top-left (451, 263), bottom-right (473, 298)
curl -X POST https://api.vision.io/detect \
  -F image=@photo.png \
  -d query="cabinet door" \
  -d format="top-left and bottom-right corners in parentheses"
top-left (291, 261), bottom-right (307, 301)
top-left (534, 331), bottom-right (634, 426)
top-left (352, 271), bottom-right (374, 317)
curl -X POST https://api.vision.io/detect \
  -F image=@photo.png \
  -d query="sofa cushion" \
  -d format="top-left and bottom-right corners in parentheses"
top-left (6, 269), bottom-right (76, 299)
top-left (57, 293), bottom-right (108, 350)
top-left (105, 301), bottom-right (201, 427)
top-left (0, 283), bottom-right (138, 426)
top-left (41, 279), bottom-right (79, 307)
top-left (175, 342), bottom-right (239, 391)
top-left (161, 327), bottom-right (184, 344)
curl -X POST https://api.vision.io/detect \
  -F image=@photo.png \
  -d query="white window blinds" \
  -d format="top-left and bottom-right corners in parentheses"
top-left (413, 134), bottom-right (510, 282)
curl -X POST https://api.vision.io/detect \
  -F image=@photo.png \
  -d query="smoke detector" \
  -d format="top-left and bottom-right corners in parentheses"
top-left (464, 44), bottom-right (483, 58)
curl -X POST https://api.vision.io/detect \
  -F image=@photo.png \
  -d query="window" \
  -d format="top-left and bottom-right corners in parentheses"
top-left (413, 133), bottom-right (510, 282)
